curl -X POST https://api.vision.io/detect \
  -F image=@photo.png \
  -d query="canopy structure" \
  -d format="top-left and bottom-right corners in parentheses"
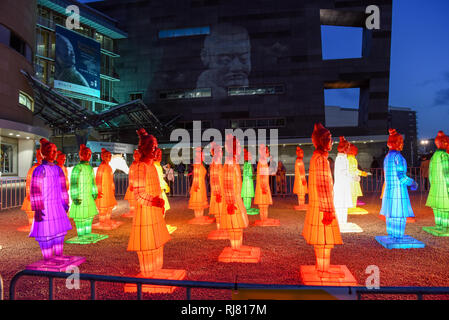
top-left (21, 70), bottom-right (169, 137)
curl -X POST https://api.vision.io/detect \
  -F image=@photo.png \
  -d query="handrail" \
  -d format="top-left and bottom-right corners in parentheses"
top-left (9, 269), bottom-right (449, 300)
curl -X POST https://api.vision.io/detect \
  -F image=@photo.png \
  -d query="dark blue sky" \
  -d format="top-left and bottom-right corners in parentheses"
top-left (81, 0), bottom-right (448, 139)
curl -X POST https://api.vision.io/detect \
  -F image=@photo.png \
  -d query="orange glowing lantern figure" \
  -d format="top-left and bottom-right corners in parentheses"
top-left (27, 139), bottom-right (85, 271)
top-left (125, 129), bottom-right (185, 294)
top-left (154, 148), bottom-right (177, 234)
top-left (218, 134), bottom-right (260, 263)
top-left (56, 151), bottom-right (69, 192)
top-left (19, 148), bottom-right (42, 232)
top-left (293, 146), bottom-right (308, 211)
top-left (347, 144), bottom-right (370, 214)
top-left (188, 147), bottom-right (214, 225)
top-left (208, 142), bottom-right (229, 240)
top-left (122, 149), bottom-right (140, 218)
top-left (92, 148), bottom-right (122, 230)
top-left (300, 123), bottom-right (357, 286)
top-left (254, 145), bottom-right (279, 226)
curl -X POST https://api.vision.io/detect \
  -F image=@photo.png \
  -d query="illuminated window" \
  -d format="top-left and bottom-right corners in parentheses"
top-left (158, 26), bottom-right (210, 38)
top-left (228, 85), bottom-right (284, 96)
top-left (19, 91), bottom-right (34, 111)
top-left (158, 88), bottom-right (211, 100)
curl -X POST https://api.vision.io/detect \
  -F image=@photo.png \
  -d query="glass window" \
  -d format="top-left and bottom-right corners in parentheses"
top-left (0, 24), bottom-right (10, 46)
top-left (159, 26), bottom-right (210, 39)
top-left (158, 88), bottom-right (211, 100)
top-left (228, 84), bottom-right (285, 96)
top-left (0, 142), bottom-right (17, 175)
top-left (19, 91), bottom-right (34, 111)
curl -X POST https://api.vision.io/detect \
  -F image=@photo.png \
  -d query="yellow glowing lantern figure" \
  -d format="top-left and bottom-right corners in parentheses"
top-left (347, 144), bottom-right (369, 214)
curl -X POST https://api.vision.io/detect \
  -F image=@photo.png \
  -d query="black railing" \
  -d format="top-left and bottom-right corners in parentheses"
top-left (9, 269), bottom-right (449, 300)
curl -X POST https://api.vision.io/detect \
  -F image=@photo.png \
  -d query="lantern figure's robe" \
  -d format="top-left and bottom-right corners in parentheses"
top-left (69, 161), bottom-right (99, 220)
top-left (188, 164), bottom-right (209, 210)
top-left (293, 157), bottom-right (308, 198)
top-left (95, 161), bottom-right (117, 210)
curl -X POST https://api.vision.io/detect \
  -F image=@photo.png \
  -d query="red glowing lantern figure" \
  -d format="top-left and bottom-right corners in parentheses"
top-left (218, 134), bottom-right (260, 263)
top-left (66, 144), bottom-right (108, 244)
top-left (122, 149), bottom-right (140, 218)
top-left (188, 147), bottom-right (214, 225)
top-left (300, 123), bottom-right (357, 286)
top-left (154, 148), bottom-right (177, 234)
top-left (254, 145), bottom-right (279, 226)
top-left (333, 137), bottom-right (363, 233)
top-left (125, 129), bottom-right (185, 294)
top-left (241, 149), bottom-right (259, 215)
top-left (18, 148), bottom-right (42, 232)
top-left (423, 131), bottom-right (449, 236)
top-left (56, 151), bottom-right (69, 194)
top-left (347, 144), bottom-right (369, 215)
top-left (293, 146), bottom-right (308, 211)
top-left (208, 142), bottom-right (229, 240)
top-left (27, 139), bottom-right (85, 271)
top-left (375, 129), bottom-right (425, 249)
top-left (92, 148), bottom-right (122, 230)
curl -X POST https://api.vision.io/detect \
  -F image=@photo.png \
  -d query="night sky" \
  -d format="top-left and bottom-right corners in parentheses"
top-left (81, 0), bottom-right (449, 139)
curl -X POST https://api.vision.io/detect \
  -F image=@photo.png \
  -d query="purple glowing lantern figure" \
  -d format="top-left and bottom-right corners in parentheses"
top-left (376, 129), bottom-right (425, 249)
top-left (27, 139), bottom-right (85, 271)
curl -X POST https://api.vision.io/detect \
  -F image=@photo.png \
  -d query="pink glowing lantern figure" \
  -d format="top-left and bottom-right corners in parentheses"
top-left (154, 148), bottom-right (177, 234)
top-left (208, 142), bottom-right (229, 240)
top-left (333, 137), bottom-right (363, 233)
top-left (188, 147), bottom-right (215, 225)
top-left (18, 148), bottom-right (42, 232)
top-left (218, 134), bottom-right (260, 263)
top-left (254, 145), bottom-right (279, 226)
top-left (300, 123), bottom-right (357, 286)
top-left (122, 149), bottom-right (140, 218)
top-left (27, 139), bottom-right (85, 271)
top-left (125, 128), bottom-right (185, 294)
top-left (92, 148), bottom-right (122, 230)
top-left (293, 146), bottom-right (308, 211)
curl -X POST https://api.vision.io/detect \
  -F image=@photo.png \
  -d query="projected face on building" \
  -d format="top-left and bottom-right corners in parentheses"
top-left (197, 24), bottom-right (251, 99)
top-left (55, 33), bottom-right (89, 87)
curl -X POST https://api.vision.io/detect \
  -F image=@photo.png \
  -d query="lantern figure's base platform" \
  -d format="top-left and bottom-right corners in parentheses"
top-left (375, 235), bottom-right (425, 249)
top-left (17, 225), bottom-right (32, 232)
top-left (357, 200), bottom-right (366, 206)
top-left (253, 218), bottom-right (280, 227)
top-left (218, 246), bottom-right (261, 263)
top-left (339, 223), bottom-right (363, 233)
top-left (121, 211), bottom-right (134, 218)
top-left (26, 256), bottom-right (85, 272)
top-left (124, 269), bottom-right (186, 294)
top-left (207, 229), bottom-right (228, 240)
top-left (300, 265), bottom-right (357, 286)
top-left (246, 208), bottom-right (260, 215)
top-left (92, 220), bottom-right (124, 230)
top-left (66, 233), bottom-right (109, 244)
top-left (422, 226), bottom-right (449, 237)
top-left (379, 215), bottom-right (416, 223)
top-left (348, 207), bottom-right (369, 215)
top-left (166, 224), bottom-right (177, 234)
top-left (187, 216), bottom-right (215, 225)
top-left (294, 204), bottom-right (308, 211)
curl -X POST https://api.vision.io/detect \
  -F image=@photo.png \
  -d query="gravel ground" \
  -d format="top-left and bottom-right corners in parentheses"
top-left (1, 192), bottom-right (448, 300)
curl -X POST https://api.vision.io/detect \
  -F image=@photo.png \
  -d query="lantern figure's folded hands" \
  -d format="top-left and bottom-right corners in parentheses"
top-left (322, 211), bottom-right (335, 226)
top-left (97, 192), bottom-right (103, 199)
top-left (410, 181), bottom-right (418, 191)
top-left (63, 202), bottom-right (69, 212)
top-left (215, 193), bottom-right (222, 203)
top-left (227, 204), bottom-right (237, 215)
top-left (151, 196), bottom-right (165, 208)
top-left (34, 209), bottom-right (45, 222)
top-left (73, 199), bottom-right (81, 205)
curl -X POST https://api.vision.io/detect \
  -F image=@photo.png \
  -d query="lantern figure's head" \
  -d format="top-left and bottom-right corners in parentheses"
top-left (312, 123), bottom-right (332, 152)
top-left (210, 142), bottom-right (223, 163)
top-left (36, 148), bottom-right (43, 164)
top-left (40, 138), bottom-right (57, 162)
top-left (225, 134), bottom-right (241, 160)
top-left (56, 151), bottom-right (66, 166)
top-left (79, 144), bottom-right (92, 162)
top-left (348, 143), bottom-right (358, 156)
top-left (258, 144), bottom-right (269, 160)
top-left (244, 148), bottom-right (252, 162)
top-left (133, 149), bottom-right (141, 162)
top-left (387, 129), bottom-right (404, 151)
top-left (193, 147), bottom-right (204, 164)
top-left (337, 136), bottom-right (350, 154)
top-left (100, 148), bottom-right (112, 163)
top-left (154, 148), bottom-right (162, 162)
top-left (296, 146), bottom-right (304, 159)
top-left (137, 128), bottom-right (158, 161)
top-left (434, 131), bottom-right (449, 150)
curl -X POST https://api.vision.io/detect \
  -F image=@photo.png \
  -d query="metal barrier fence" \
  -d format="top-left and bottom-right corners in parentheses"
top-left (0, 167), bottom-right (429, 211)
top-left (9, 269), bottom-right (449, 300)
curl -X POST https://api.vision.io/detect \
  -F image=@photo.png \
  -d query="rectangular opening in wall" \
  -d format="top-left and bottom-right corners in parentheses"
top-left (321, 25), bottom-right (363, 60)
top-left (324, 88), bottom-right (360, 127)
